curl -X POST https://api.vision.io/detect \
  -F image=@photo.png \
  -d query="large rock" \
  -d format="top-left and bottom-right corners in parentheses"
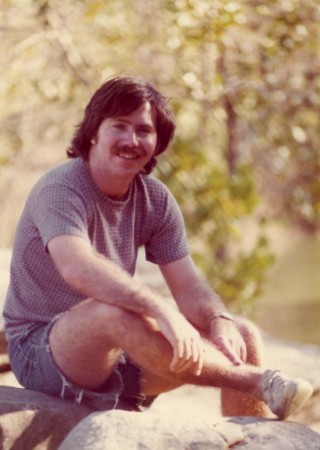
top-left (1, 385), bottom-right (320, 450)
top-left (0, 386), bottom-right (95, 450)
top-left (0, 325), bottom-right (117, 448)
top-left (58, 409), bottom-right (320, 450)
top-left (2, 339), bottom-right (320, 450)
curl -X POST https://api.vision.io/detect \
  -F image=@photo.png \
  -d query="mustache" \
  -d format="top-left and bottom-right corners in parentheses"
top-left (115, 143), bottom-right (144, 155)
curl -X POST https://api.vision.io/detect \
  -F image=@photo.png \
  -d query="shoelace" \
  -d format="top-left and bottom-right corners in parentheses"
top-left (262, 370), bottom-right (283, 399)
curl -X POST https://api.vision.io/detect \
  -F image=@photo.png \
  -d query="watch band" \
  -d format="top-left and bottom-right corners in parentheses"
top-left (212, 312), bottom-right (234, 322)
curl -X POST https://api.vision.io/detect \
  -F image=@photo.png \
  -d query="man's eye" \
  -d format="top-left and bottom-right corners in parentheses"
top-left (114, 123), bottom-right (126, 130)
top-left (138, 128), bottom-right (152, 135)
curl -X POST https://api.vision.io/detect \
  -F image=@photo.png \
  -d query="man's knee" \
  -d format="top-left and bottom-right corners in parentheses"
top-left (71, 299), bottom-right (135, 323)
top-left (49, 301), bottom-right (131, 364)
top-left (51, 300), bottom-right (138, 344)
top-left (235, 317), bottom-right (264, 365)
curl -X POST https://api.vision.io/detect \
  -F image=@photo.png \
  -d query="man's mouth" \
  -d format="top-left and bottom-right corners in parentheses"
top-left (117, 150), bottom-right (139, 160)
top-left (115, 146), bottom-right (142, 160)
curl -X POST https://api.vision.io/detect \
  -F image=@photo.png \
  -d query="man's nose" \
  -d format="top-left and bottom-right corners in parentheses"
top-left (124, 129), bottom-right (139, 147)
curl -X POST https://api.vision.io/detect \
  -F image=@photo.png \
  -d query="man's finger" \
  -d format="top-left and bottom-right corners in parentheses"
top-left (169, 339), bottom-right (200, 373)
top-left (169, 341), bottom-right (184, 371)
top-left (174, 358), bottom-right (194, 373)
top-left (173, 342), bottom-right (203, 375)
top-left (194, 348), bottom-right (203, 376)
top-left (240, 344), bottom-right (247, 362)
top-left (217, 337), bottom-right (243, 365)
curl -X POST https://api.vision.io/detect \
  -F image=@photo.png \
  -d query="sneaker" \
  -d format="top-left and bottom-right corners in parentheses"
top-left (260, 370), bottom-right (313, 419)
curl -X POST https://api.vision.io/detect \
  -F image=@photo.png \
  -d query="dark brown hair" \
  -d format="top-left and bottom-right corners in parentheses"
top-left (67, 76), bottom-right (176, 174)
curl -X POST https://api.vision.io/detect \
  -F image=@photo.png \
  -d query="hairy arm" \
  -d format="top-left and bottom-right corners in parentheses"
top-left (160, 255), bottom-right (226, 329)
top-left (160, 255), bottom-right (247, 365)
top-left (48, 235), bottom-right (162, 316)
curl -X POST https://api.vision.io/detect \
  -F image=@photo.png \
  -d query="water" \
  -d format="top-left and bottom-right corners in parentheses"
top-left (256, 301), bottom-right (320, 346)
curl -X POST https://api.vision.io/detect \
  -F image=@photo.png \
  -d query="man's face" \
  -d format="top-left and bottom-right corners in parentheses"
top-left (88, 102), bottom-right (157, 189)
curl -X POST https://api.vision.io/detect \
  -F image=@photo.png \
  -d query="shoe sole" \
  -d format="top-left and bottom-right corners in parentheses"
top-left (280, 380), bottom-right (313, 419)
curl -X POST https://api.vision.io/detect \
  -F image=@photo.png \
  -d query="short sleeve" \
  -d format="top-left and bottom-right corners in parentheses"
top-left (32, 183), bottom-right (90, 248)
top-left (145, 187), bottom-right (189, 265)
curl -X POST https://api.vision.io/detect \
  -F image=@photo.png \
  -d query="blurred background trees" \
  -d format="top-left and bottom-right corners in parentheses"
top-left (1, 0), bottom-right (319, 318)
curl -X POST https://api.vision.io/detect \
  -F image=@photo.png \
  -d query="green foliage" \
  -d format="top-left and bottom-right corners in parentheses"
top-left (157, 145), bottom-right (274, 313)
top-left (1, 0), bottom-right (319, 311)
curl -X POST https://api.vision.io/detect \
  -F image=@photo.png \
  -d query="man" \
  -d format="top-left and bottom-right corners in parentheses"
top-left (3, 76), bottom-right (312, 418)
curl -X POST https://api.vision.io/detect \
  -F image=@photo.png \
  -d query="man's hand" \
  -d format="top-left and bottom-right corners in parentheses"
top-left (152, 303), bottom-right (204, 377)
top-left (210, 317), bottom-right (247, 365)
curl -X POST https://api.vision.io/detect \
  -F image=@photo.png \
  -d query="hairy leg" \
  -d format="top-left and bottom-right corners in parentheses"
top-left (220, 318), bottom-right (273, 417)
top-left (49, 300), bottom-right (265, 403)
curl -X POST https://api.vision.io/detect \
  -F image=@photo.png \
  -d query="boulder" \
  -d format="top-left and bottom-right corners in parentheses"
top-left (1, 348), bottom-right (320, 450)
top-left (58, 409), bottom-right (320, 450)
top-left (1, 385), bottom-right (320, 450)
top-left (0, 386), bottom-right (94, 450)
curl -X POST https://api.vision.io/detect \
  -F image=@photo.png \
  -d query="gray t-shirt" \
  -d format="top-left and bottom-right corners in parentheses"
top-left (4, 158), bottom-right (189, 341)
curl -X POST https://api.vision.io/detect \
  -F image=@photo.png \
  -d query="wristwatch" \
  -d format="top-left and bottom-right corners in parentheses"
top-left (213, 312), bottom-right (234, 322)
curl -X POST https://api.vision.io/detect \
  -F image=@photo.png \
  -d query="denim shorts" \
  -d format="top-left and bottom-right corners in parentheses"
top-left (7, 314), bottom-right (156, 412)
